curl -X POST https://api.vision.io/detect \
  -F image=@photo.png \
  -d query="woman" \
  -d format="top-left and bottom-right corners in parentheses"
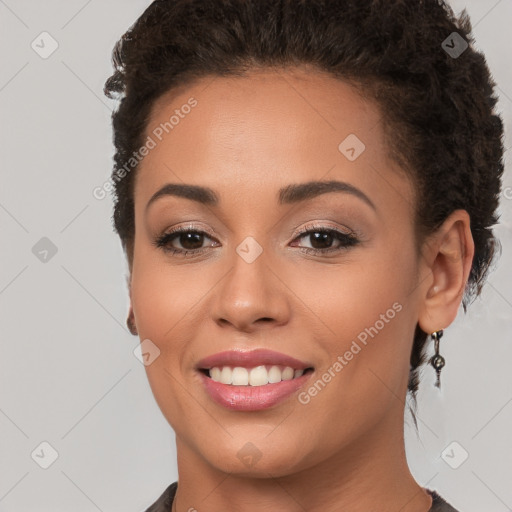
top-left (104, 0), bottom-right (504, 510)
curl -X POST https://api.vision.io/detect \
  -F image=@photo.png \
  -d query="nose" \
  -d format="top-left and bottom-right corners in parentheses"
top-left (211, 248), bottom-right (291, 333)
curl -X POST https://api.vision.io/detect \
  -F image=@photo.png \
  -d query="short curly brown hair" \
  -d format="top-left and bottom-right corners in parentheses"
top-left (104, 0), bottom-right (504, 409)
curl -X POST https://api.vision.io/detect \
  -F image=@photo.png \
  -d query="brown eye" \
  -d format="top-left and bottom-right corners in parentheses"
top-left (292, 225), bottom-right (359, 254)
top-left (153, 228), bottom-right (218, 255)
top-left (306, 231), bottom-right (336, 250)
top-left (173, 231), bottom-right (206, 250)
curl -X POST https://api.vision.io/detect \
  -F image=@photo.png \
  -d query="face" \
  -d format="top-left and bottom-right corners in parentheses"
top-left (129, 66), bottom-right (423, 476)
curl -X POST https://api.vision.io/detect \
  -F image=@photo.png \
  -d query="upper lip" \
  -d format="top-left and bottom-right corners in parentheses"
top-left (196, 349), bottom-right (314, 370)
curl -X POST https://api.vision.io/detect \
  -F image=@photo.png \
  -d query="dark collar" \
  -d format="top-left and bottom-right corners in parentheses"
top-left (143, 482), bottom-right (460, 512)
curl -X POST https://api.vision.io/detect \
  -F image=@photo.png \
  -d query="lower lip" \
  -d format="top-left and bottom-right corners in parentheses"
top-left (198, 370), bottom-right (313, 411)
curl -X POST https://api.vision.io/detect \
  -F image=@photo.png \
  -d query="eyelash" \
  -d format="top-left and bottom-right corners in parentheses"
top-left (152, 224), bottom-right (360, 257)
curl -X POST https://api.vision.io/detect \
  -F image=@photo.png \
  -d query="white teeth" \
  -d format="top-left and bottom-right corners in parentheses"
top-left (282, 367), bottom-right (294, 380)
top-left (268, 365), bottom-right (281, 384)
top-left (249, 366), bottom-right (268, 386)
top-left (220, 366), bottom-right (232, 384)
top-left (231, 367), bottom-right (249, 385)
top-left (210, 367), bottom-right (222, 381)
top-left (208, 365), bottom-right (307, 386)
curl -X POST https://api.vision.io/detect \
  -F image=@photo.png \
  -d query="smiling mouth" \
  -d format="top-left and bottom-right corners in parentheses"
top-left (199, 365), bottom-right (315, 387)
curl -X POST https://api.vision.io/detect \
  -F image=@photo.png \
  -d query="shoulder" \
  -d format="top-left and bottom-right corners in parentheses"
top-left (426, 488), bottom-right (461, 512)
top-left (142, 481), bottom-right (177, 512)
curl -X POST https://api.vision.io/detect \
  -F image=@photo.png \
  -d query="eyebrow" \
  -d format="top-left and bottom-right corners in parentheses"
top-left (145, 180), bottom-right (376, 212)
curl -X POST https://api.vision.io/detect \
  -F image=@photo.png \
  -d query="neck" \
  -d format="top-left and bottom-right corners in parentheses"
top-left (171, 406), bottom-right (432, 512)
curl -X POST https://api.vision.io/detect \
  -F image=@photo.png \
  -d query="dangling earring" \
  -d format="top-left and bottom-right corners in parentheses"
top-left (429, 329), bottom-right (445, 388)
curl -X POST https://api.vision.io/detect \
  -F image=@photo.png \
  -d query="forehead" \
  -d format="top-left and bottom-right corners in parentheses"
top-left (143, 66), bottom-right (382, 157)
top-left (134, 66), bottom-right (413, 215)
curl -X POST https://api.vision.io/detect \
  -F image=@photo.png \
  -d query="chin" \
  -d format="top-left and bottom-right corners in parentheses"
top-left (199, 437), bottom-right (313, 477)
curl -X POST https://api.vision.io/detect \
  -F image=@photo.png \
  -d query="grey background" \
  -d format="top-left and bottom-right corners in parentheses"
top-left (0, 1), bottom-right (511, 511)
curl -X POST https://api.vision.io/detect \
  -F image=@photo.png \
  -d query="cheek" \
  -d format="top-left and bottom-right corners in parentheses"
top-left (293, 248), bottom-right (412, 334)
top-left (296, 245), bottom-right (417, 391)
top-left (130, 247), bottom-right (205, 340)
top-left (130, 257), bottom-right (205, 426)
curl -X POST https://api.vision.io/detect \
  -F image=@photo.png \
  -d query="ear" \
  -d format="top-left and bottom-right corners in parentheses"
top-left (417, 209), bottom-right (475, 334)
top-left (126, 272), bottom-right (138, 336)
top-left (126, 305), bottom-right (137, 335)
